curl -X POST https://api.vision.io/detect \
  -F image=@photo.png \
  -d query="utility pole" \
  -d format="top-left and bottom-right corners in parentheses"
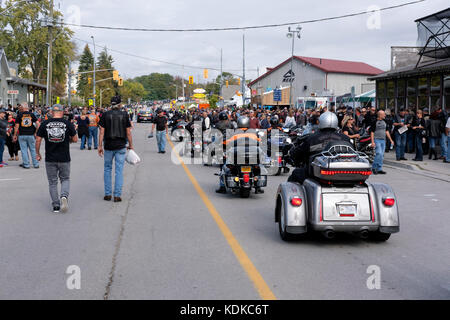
top-left (242, 32), bottom-right (246, 107)
top-left (287, 26), bottom-right (302, 109)
top-left (219, 48), bottom-right (223, 108)
top-left (182, 65), bottom-right (185, 102)
top-left (67, 61), bottom-right (72, 107)
top-left (91, 36), bottom-right (96, 107)
top-left (46, 0), bottom-right (54, 107)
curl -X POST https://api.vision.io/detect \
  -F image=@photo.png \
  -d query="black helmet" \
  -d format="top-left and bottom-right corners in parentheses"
top-left (270, 117), bottom-right (279, 126)
top-left (218, 112), bottom-right (228, 121)
top-left (237, 116), bottom-right (250, 129)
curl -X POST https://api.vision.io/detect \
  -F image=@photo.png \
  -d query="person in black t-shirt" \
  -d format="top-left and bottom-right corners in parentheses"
top-left (151, 109), bottom-right (168, 153)
top-left (13, 103), bottom-right (40, 169)
top-left (98, 102), bottom-right (133, 202)
top-left (36, 104), bottom-right (78, 213)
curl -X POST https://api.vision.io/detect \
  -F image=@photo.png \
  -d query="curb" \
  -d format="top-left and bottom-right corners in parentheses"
top-left (383, 160), bottom-right (416, 171)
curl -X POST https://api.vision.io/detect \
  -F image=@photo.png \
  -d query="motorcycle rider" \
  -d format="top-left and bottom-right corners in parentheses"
top-left (288, 111), bottom-right (350, 184)
top-left (214, 111), bottom-right (234, 132)
top-left (216, 116), bottom-right (264, 194)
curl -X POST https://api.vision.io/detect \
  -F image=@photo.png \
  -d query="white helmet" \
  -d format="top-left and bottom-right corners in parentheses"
top-left (318, 111), bottom-right (338, 130)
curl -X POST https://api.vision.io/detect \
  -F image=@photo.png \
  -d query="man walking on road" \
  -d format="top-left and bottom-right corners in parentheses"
top-left (370, 110), bottom-right (394, 175)
top-left (151, 109), bottom-right (168, 154)
top-left (98, 99), bottom-right (133, 202)
top-left (13, 103), bottom-right (40, 169)
top-left (36, 104), bottom-right (78, 213)
top-left (87, 108), bottom-right (100, 150)
top-left (0, 109), bottom-right (8, 167)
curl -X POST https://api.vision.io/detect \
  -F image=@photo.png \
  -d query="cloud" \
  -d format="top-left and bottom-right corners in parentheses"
top-left (61, 0), bottom-right (448, 80)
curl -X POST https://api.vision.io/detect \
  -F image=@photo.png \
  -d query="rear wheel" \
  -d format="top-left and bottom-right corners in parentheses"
top-left (278, 199), bottom-right (297, 241)
top-left (369, 231), bottom-right (391, 242)
top-left (239, 188), bottom-right (251, 198)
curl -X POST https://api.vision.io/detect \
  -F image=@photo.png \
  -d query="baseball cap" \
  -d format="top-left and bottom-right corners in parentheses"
top-left (0, 108), bottom-right (6, 114)
top-left (51, 104), bottom-right (63, 112)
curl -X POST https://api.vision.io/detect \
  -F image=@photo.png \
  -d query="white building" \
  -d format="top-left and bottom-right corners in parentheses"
top-left (249, 56), bottom-right (383, 107)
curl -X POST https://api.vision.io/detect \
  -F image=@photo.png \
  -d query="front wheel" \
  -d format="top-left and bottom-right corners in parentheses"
top-left (239, 188), bottom-right (251, 198)
top-left (368, 231), bottom-right (391, 242)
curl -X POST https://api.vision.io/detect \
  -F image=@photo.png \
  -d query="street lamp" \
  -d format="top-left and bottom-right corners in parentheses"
top-left (286, 25), bottom-right (302, 109)
top-left (91, 36), bottom-right (96, 107)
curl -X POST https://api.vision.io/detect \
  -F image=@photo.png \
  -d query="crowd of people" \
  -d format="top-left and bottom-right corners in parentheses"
top-left (0, 100), bottom-right (449, 212)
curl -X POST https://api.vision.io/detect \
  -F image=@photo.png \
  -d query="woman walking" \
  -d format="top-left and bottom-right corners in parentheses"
top-left (6, 112), bottom-right (20, 161)
top-left (411, 110), bottom-right (426, 161)
top-left (426, 111), bottom-right (442, 160)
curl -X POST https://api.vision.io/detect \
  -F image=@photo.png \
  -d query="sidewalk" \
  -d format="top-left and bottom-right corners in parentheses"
top-left (383, 149), bottom-right (450, 182)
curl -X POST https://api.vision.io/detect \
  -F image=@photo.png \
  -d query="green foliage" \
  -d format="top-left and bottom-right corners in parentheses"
top-left (77, 44), bottom-right (93, 101)
top-left (96, 48), bottom-right (115, 106)
top-left (0, 0), bottom-right (75, 86)
top-left (119, 80), bottom-right (147, 104)
top-left (208, 94), bottom-right (219, 109)
top-left (133, 73), bottom-right (175, 100)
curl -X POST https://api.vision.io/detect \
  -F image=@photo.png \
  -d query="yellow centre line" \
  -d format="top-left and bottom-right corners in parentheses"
top-left (167, 136), bottom-right (277, 300)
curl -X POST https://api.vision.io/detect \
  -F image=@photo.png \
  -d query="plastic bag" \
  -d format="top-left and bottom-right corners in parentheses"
top-left (126, 149), bottom-right (141, 165)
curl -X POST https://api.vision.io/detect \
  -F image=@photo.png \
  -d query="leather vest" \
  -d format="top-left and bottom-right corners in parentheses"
top-left (105, 110), bottom-right (127, 139)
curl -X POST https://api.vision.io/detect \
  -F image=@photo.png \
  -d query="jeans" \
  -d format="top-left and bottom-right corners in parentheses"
top-left (88, 126), bottom-right (98, 148)
top-left (415, 134), bottom-right (423, 160)
top-left (104, 148), bottom-right (127, 197)
top-left (446, 135), bottom-right (450, 162)
top-left (45, 162), bottom-right (71, 207)
top-left (406, 131), bottom-right (415, 153)
top-left (429, 137), bottom-right (438, 149)
top-left (0, 137), bottom-right (5, 163)
top-left (80, 135), bottom-right (87, 150)
top-left (372, 139), bottom-right (386, 172)
top-left (156, 130), bottom-right (166, 152)
top-left (394, 132), bottom-right (407, 160)
top-left (440, 133), bottom-right (448, 158)
top-left (18, 135), bottom-right (39, 168)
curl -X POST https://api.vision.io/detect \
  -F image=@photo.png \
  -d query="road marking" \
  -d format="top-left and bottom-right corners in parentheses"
top-left (168, 137), bottom-right (277, 300)
top-left (0, 178), bottom-right (21, 182)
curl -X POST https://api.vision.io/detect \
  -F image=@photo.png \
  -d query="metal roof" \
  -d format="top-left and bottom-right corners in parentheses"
top-left (7, 76), bottom-right (46, 89)
top-left (248, 56), bottom-right (384, 87)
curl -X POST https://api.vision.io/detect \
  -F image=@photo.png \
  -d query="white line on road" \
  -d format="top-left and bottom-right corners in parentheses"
top-left (0, 178), bottom-right (22, 182)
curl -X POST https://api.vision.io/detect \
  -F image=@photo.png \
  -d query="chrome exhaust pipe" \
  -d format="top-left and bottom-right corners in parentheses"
top-left (323, 230), bottom-right (335, 239)
top-left (359, 230), bottom-right (369, 239)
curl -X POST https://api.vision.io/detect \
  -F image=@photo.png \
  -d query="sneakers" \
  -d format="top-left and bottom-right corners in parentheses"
top-left (19, 164), bottom-right (30, 169)
top-left (377, 170), bottom-right (387, 174)
top-left (53, 206), bottom-right (60, 213)
top-left (60, 197), bottom-right (69, 213)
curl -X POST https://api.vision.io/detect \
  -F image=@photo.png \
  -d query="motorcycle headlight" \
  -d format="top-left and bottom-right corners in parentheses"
top-left (286, 138), bottom-right (292, 144)
top-left (283, 128), bottom-right (289, 133)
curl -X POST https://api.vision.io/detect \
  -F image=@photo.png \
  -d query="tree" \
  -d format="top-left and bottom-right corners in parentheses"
top-left (134, 73), bottom-right (175, 100)
top-left (0, 0), bottom-right (75, 86)
top-left (208, 94), bottom-right (219, 109)
top-left (77, 45), bottom-right (94, 101)
top-left (119, 80), bottom-right (147, 103)
top-left (95, 48), bottom-right (115, 107)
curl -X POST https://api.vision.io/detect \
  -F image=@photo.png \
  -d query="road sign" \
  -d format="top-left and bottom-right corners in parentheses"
top-left (56, 97), bottom-right (60, 104)
top-left (273, 89), bottom-right (282, 102)
top-left (88, 98), bottom-right (94, 106)
top-left (7, 90), bottom-right (19, 95)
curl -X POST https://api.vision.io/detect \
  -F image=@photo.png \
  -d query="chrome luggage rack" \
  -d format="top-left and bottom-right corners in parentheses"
top-left (319, 145), bottom-right (369, 161)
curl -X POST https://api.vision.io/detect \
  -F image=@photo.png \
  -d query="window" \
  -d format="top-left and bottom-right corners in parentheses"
top-left (377, 98), bottom-right (386, 110)
top-left (407, 78), bottom-right (417, 96)
top-left (407, 95), bottom-right (416, 109)
top-left (397, 79), bottom-right (406, 97)
top-left (418, 77), bottom-right (429, 96)
top-left (396, 98), bottom-right (406, 111)
top-left (445, 95), bottom-right (450, 112)
top-left (444, 74), bottom-right (450, 95)
top-left (430, 75), bottom-right (441, 96)
top-left (387, 80), bottom-right (395, 98)
top-left (418, 96), bottom-right (428, 111)
top-left (377, 81), bottom-right (386, 98)
top-left (430, 96), bottom-right (441, 112)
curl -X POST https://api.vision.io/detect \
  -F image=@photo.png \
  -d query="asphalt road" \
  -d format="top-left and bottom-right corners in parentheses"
top-left (0, 123), bottom-right (449, 300)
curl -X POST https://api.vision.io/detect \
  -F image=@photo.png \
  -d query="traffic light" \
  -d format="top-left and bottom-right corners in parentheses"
top-left (71, 90), bottom-right (77, 95)
top-left (118, 77), bottom-right (123, 86)
top-left (88, 77), bottom-right (92, 85)
top-left (77, 74), bottom-right (81, 82)
top-left (113, 70), bottom-right (119, 81)
top-left (226, 80), bottom-right (229, 88)
top-left (203, 69), bottom-right (208, 79)
top-left (238, 78), bottom-right (241, 85)
top-left (189, 76), bottom-right (193, 85)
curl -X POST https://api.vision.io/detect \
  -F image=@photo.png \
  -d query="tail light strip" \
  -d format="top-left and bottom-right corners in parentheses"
top-left (320, 170), bottom-right (372, 176)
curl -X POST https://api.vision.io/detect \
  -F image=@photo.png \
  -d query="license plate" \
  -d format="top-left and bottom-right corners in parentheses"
top-left (241, 166), bottom-right (252, 173)
top-left (338, 204), bottom-right (357, 216)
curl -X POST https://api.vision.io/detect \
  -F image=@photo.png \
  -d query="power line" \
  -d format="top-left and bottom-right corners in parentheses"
top-left (57, 0), bottom-right (424, 32)
top-left (73, 37), bottom-right (257, 76)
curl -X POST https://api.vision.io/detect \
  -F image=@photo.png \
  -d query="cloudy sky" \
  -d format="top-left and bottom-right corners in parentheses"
top-left (57, 0), bottom-right (448, 81)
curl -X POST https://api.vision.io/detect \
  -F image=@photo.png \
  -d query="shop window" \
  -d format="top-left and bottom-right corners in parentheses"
top-left (377, 98), bottom-right (386, 110)
top-left (430, 75), bottom-right (441, 95)
top-left (407, 78), bottom-right (417, 96)
top-left (430, 96), bottom-right (441, 112)
top-left (407, 96), bottom-right (416, 110)
top-left (388, 98), bottom-right (395, 109)
top-left (418, 96), bottom-right (428, 111)
top-left (387, 80), bottom-right (395, 98)
top-left (418, 77), bottom-right (429, 96)
top-left (444, 75), bottom-right (450, 95)
top-left (445, 95), bottom-right (450, 111)
top-left (397, 79), bottom-right (406, 97)
top-left (377, 81), bottom-right (386, 98)
top-left (396, 98), bottom-right (406, 111)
